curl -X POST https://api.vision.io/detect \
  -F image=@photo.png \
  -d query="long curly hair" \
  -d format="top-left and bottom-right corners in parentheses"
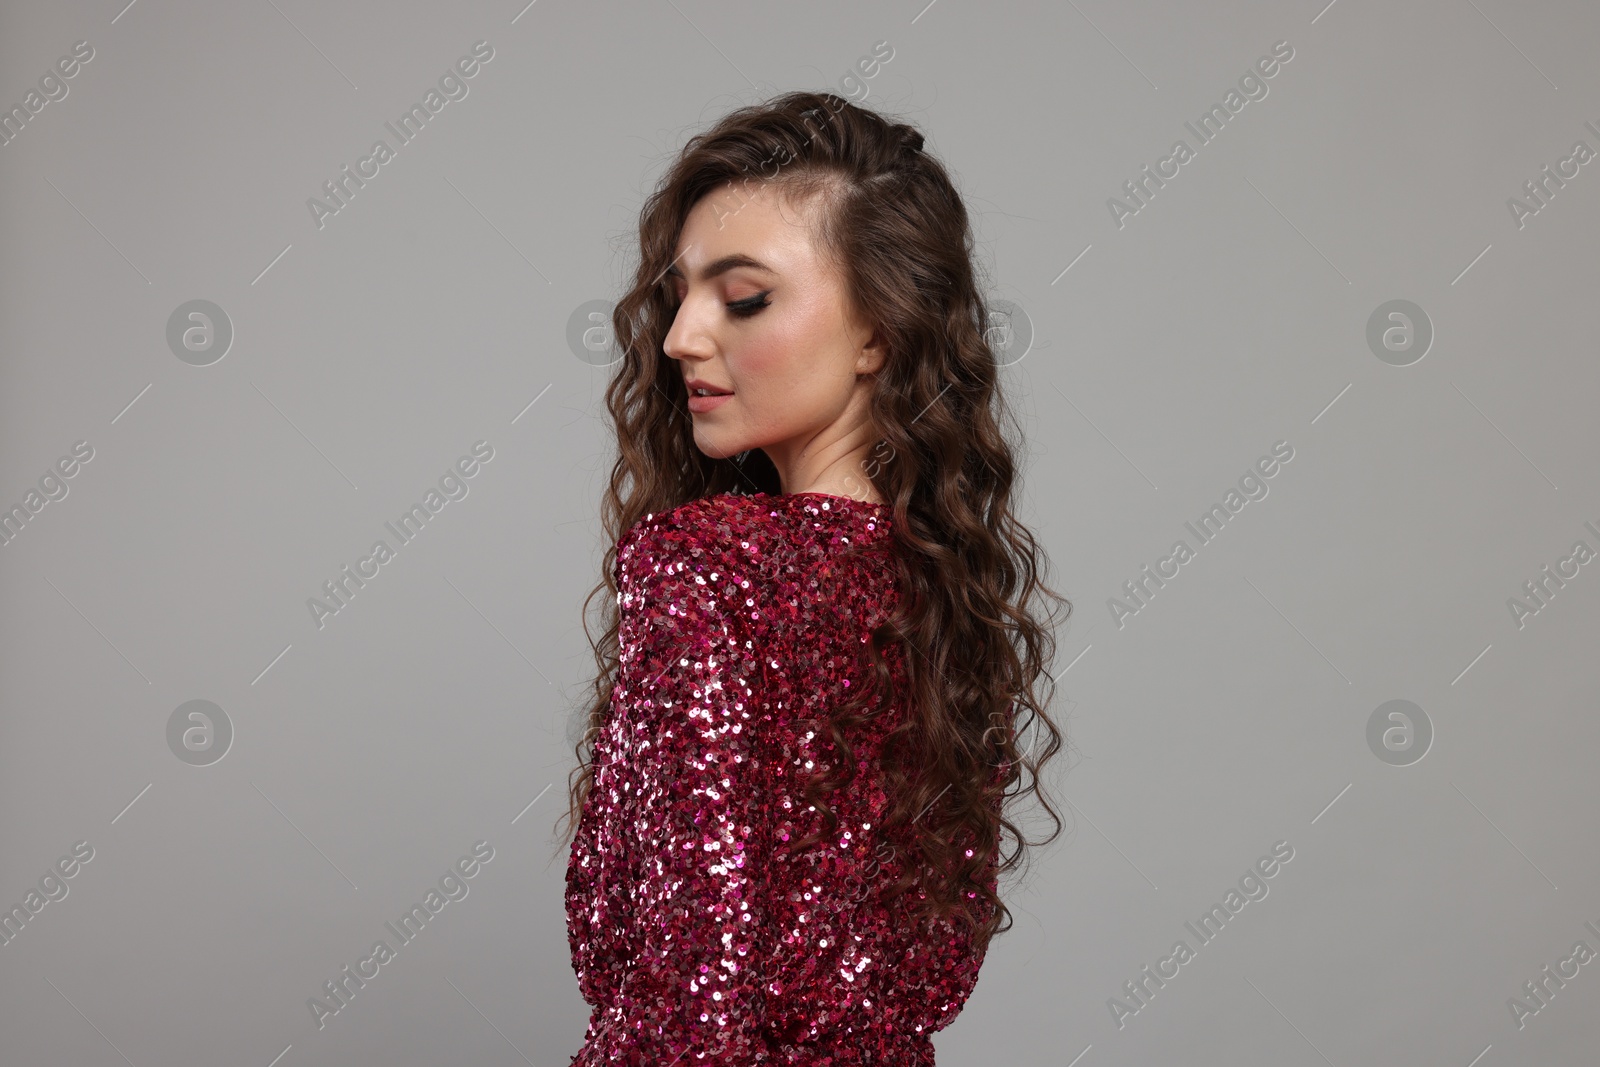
top-left (560, 89), bottom-right (1072, 954)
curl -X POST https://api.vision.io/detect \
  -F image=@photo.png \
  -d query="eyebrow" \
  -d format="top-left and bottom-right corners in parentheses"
top-left (663, 253), bottom-right (777, 283)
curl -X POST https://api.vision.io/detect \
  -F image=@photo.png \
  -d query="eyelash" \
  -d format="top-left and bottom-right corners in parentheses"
top-left (667, 289), bottom-right (772, 318)
top-left (727, 291), bottom-right (771, 317)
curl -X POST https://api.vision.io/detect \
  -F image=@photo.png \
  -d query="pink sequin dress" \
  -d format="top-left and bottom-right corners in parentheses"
top-left (566, 491), bottom-right (994, 1065)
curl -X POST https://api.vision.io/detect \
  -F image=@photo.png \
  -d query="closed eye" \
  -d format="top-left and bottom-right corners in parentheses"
top-left (662, 287), bottom-right (771, 319)
top-left (727, 291), bottom-right (771, 318)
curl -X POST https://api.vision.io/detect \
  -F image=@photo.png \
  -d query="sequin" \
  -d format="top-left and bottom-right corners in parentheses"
top-left (565, 491), bottom-right (994, 1065)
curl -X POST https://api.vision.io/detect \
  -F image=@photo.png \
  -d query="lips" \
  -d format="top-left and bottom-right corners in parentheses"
top-left (686, 388), bottom-right (733, 414)
top-left (685, 380), bottom-right (733, 396)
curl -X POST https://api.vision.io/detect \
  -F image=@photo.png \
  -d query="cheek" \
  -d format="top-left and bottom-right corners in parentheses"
top-left (731, 308), bottom-right (849, 399)
top-left (726, 334), bottom-right (810, 420)
top-left (732, 322), bottom-right (807, 385)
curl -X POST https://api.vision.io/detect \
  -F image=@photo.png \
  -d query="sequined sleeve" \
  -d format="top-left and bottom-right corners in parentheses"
top-left (572, 499), bottom-right (776, 1062)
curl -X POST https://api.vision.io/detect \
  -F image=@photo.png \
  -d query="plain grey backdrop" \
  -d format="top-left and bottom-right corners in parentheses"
top-left (3, 0), bottom-right (1598, 1064)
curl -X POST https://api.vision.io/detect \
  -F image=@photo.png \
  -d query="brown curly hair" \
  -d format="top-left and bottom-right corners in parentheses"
top-left (559, 89), bottom-right (1072, 954)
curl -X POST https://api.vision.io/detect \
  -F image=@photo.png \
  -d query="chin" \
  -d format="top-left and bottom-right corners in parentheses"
top-left (690, 432), bottom-right (747, 461)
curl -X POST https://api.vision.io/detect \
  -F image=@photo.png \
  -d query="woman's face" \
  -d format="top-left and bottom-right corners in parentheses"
top-left (662, 181), bottom-right (885, 496)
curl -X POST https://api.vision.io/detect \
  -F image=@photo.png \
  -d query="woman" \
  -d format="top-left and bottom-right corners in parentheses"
top-left (562, 90), bottom-right (1071, 1065)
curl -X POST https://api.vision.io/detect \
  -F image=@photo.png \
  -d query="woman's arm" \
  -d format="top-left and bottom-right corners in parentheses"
top-left (586, 511), bottom-right (775, 1063)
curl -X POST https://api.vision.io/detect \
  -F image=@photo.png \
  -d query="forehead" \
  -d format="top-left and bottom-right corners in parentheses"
top-left (672, 182), bottom-right (824, 277)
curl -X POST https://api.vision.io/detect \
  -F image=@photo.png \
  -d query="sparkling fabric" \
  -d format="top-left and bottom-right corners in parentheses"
top-left (566, 491), bottom-right (994, 1065)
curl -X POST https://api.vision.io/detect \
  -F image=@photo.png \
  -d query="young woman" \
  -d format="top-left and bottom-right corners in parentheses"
top-left (561, 90), bottom-right (1071, 1065)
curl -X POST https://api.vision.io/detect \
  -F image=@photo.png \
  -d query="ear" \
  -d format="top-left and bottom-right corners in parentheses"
top-left (856, 328), bottom-right (887, 376)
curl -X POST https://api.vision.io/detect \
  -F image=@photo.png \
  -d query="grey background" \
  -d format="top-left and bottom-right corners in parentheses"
top-left (2, 0), bottom-right (1597, 1064)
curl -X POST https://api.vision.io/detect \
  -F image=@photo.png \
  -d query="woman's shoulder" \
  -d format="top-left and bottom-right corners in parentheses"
top-left (617, 491), bottom-right (893, 565)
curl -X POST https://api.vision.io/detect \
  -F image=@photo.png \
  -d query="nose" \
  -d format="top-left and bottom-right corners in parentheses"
top-left (662, 294), bottom-right (715, 365)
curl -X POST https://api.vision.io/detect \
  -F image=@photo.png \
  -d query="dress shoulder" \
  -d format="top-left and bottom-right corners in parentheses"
top-left (615, 491), bottom-right (892, 590)
top-left (617, 491), bottom-right (772, 559)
